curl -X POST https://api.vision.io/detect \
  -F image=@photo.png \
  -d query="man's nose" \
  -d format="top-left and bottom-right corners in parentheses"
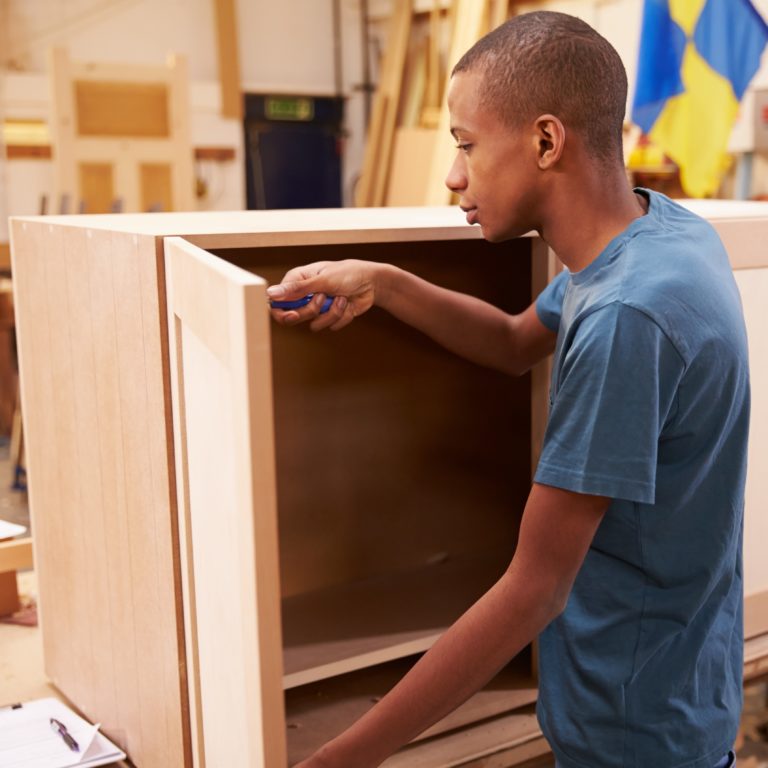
top-left (445, 152), bottom-right (467, 193)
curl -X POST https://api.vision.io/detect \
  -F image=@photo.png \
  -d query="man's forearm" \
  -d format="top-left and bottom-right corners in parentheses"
top-left (374, 264), bottom-right (523, 375)
top-left (315, 564), bottom-right (562, 768)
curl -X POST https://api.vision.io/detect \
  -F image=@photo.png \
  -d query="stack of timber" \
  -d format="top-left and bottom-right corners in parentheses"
top-left (357, 0), bottom-right (512, 207)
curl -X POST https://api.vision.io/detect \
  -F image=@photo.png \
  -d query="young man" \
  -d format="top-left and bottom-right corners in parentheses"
top-left (267, 12), bottom-right (748, 768)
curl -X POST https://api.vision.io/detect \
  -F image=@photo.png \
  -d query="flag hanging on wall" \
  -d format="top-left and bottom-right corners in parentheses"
top-left (632, 0), bottom-right (768, 197)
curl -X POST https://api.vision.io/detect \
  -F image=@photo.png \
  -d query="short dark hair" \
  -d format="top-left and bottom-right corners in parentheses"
top-left (453, 11), bottom-right (627, 165)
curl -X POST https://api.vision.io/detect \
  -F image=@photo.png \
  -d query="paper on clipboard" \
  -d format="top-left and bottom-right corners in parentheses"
top-left (0, 697), bottom-right (126, 768)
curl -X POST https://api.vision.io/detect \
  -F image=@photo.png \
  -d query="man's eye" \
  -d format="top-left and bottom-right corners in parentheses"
top-left (455, 143), bottom-right (472, 153)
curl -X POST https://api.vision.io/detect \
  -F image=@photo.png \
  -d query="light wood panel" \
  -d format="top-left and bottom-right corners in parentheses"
top-left (282, 555), bottom-right (505, 688)
top-left (212, 0), bottom-right (242, 120)
top-left (357, 0), bottom-right (413, 206)
top-left (734, 268), bottom-right (768, 640)
top-left (386, 127), bottom-right (438, 205)
top-left (10, 219), bottom-right (186, 767)
top-left (79, 162), bottom-right (114, 213)
top-left (165, 236), bottom-right (285, 768)
top-left (75, 81), bottom-right (170, 137)
top-left (425, 0), bottom-right (490, 205)
top-left (140, 163), bottom-right (174, 212)
top-left (286, 654), bottom-right (537, 764)
top-left (383, 706), bottom-right (544, 767)
top-left (0, 537), bottom-right (33, 572)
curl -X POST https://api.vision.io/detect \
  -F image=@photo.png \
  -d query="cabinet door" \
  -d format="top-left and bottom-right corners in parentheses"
top-left (164, 236), bottom-right (286, 767)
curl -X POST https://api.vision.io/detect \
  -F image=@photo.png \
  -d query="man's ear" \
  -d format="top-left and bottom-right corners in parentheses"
top-left (534, 114), bottom-right (565, 169)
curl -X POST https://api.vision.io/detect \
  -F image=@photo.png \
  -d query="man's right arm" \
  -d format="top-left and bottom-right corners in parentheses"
top-left (267, 260), bottom-right (556, 377)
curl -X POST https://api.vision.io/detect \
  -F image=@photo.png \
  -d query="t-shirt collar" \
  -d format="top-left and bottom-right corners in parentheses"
top-left (570, 188), bottom-right (656, 286)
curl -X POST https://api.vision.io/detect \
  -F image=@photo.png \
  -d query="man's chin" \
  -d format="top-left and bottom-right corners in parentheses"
top-left (482, 222), bottom-right (534, 244)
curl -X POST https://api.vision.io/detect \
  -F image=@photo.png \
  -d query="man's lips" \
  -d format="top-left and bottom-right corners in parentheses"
top-left (461, 207), bottom-right (479, 225)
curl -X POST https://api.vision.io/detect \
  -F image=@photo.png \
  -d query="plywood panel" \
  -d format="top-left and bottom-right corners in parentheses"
top-left (11, 219), bottom-right (186, 767)
top-left (216, 238), bottom-right (532, 599)
top-left (286, 654), bottom-right (536, 764)
top-left (79, 162), bottom-right (114, 213)
top-left (141, 163), bottom-right (174, 212)
top-left (75, 80), bottom-right (170, 137)
top-left (386, 127), bottom-right (438, 206)
top-left (0, 537), bottom-right (33, 571)
top-left (165, 236), bottom-right (285, 768)
top-left (213, 0), bottom-right (243, 120)
top-left (734, 269), bottom-right (768, 610)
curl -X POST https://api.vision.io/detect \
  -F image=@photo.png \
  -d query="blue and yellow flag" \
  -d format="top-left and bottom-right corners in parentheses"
top-left (632, 0), bottom-right (768, 197)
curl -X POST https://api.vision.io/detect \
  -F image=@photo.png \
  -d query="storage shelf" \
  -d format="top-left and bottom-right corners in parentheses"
top-left (282, 554), bottom-right (506, 689)
top-left (286, 654), bottom-right (537, 765)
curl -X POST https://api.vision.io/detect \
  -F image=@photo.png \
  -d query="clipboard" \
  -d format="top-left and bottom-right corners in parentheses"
top-left (0, 697), bottom-right (126, 768)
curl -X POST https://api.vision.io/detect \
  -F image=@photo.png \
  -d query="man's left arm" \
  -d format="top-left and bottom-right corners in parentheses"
top-left (296, 483), bottom-right (609, 768)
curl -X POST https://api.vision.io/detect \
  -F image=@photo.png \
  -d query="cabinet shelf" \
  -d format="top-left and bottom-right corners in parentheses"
top-left (282, 553), bottom-right (507, 688)
top-left (286, 653), bottom-right (538, 765)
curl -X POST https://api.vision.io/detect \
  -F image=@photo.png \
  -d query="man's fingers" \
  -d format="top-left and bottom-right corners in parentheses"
top-left (309, 296), bottom-right (348, 332)
top-left (267, 277), bottom-right (317, 301)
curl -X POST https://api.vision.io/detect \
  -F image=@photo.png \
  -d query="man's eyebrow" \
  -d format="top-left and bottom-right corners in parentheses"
top-left (450, 126), bottom-right (467, 139)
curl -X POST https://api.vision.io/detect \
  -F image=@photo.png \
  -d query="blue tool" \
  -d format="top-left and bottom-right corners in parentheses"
top-left (270, 294), bottom-right (334, 314)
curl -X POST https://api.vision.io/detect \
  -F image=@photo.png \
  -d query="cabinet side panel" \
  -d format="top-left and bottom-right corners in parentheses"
top-left (12, 220), bottom-right (84, 695)
top-left (734, 268), bottom-right (768, 638)
top-left (11, 220), bottom-right (187, 767)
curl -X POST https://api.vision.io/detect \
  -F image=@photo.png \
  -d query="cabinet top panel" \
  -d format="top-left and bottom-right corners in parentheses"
top-left (11, 207), bottom-right (485, 245)
top-left (10, 200), bottom-right (768, 267)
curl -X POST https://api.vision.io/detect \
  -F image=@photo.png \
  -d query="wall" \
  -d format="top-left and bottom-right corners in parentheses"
top-left (0, 0), bottom-right (372, 234)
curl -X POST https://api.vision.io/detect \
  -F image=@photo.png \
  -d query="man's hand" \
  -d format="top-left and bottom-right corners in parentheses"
top-left (267, 260), bottom-right (381, 331)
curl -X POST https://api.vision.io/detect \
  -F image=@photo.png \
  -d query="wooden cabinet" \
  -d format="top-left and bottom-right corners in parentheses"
top-left (9, 204), bottom-right (768, 767)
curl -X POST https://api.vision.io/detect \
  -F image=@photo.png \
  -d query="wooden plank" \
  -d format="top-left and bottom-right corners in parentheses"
top-left (79, 162), bottom-right (114, 213)
top-left (84, 228), bottom-right (144, 759)
top-left (212, 0), bottom-right (243, 120)
top-left (140, 163), bottom-right (174, 212)
top-left (424, 0), bottom-right (489, 205)
top-left (734, 269), bottom-right (768, 640)
top-left (386, 126), bottom-right (438, 205)
top-left (286, 655), bottom-right (537, 764)
top-left (372, 0), bottom-right (413, 206)
top-left (111, 230), bottom-right (183, 765)
top-left (11, 218), bottom-right (187, 767)
top-left (5, 145), bottom-right (52, 159)
top-left (489, 0), bottom-right (508, 29)
top-left (746, 592), bottom-right (768, 641)
top-left (383, 706), bottom-right (542, 767)
top-left (11, 220), bottom-right (66, 685)
top-left (165, 236), bottom-right (286, 767)
top-left (0, 537), bottom-right (33, 572)
top-left (357, 0), bottom-right (412, 206)
top-left (74, 80), bottom-right (170, 137)
top-left (48, 48), bottom-right (77, 211)
top-left (282, 554), bottom-right (504, 688)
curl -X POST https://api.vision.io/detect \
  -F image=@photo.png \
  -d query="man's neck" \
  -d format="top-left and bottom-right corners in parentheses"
top-left (539, 173), bottom-right (648, 273)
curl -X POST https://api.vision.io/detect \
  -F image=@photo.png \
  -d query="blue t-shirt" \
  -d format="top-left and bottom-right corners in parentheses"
top-left (533, 190), bottom-right (749, 768)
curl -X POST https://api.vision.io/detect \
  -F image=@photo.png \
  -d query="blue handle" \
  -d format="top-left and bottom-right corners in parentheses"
top-left (270, 293), bottom-right (334, 314)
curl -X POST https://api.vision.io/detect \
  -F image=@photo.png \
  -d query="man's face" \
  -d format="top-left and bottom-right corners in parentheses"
top-left (446, 70), bottom-right (542, 242)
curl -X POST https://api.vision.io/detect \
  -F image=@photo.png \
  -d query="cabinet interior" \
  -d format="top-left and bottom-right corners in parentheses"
top-left (212, 237), bottom-right (537, 758)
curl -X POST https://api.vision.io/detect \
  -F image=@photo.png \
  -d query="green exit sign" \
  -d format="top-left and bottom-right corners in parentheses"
top-left (265, 97), bottom-right (315, 122)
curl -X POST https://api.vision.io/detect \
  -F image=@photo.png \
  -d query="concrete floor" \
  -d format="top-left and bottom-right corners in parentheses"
top-left (2, 441), bottom-right (768, 767)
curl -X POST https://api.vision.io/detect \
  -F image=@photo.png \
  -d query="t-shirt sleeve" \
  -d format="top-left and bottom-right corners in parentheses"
top-left (534, 302), bottom-right (685, 504)
top-left (535, 269), bottom-right (569, 333)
